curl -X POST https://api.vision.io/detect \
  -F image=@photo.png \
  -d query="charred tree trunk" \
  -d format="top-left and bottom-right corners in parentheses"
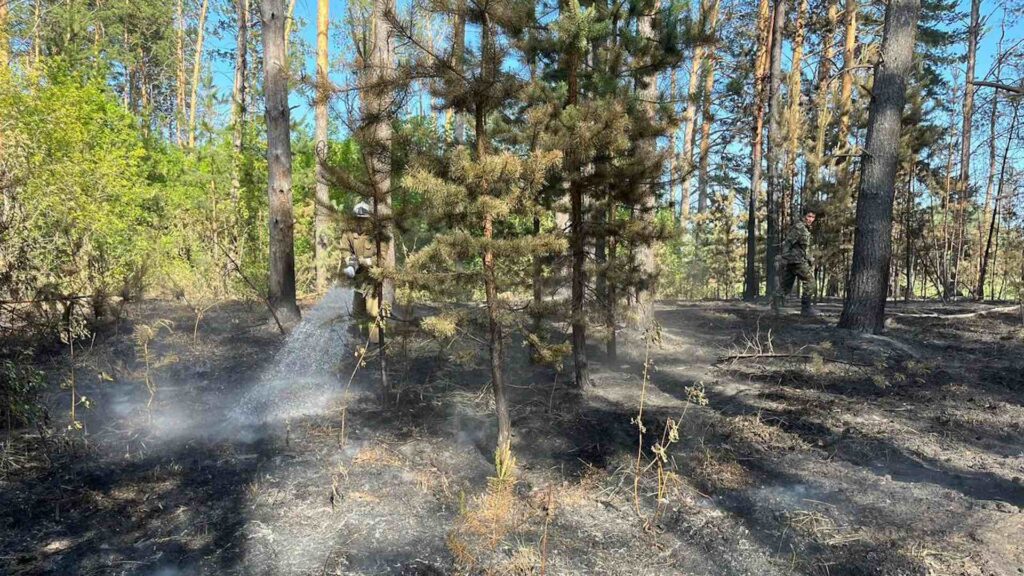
top-left (838, 0), bottom-right (920, 333)
top-left (261, 0), bottom-right (301, 324)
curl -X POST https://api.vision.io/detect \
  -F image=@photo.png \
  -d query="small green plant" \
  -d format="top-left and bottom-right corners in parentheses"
top-left (134, 319), bottom-right (174, 409)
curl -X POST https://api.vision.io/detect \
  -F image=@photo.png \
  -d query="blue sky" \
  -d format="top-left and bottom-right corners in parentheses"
top-left (204, 0), bottom-right (1022, 137)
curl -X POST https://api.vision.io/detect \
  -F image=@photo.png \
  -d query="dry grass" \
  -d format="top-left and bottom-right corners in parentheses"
top-left (352, 444), bottom-right (402, 468)
top-left (695, 448), bottom-right (751, 491)
top-left (447, 481), bottom-right (531, 575)
top-left (722, 413), bottom-right (806, 453)
top-left (784, 509), bottom-right (867, 546)
top-left (487, 546), bottom-right (541, 576)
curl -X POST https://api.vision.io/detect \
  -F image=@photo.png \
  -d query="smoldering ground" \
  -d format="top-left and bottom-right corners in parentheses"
top-left (2, 297), bottom-right (1023, 575)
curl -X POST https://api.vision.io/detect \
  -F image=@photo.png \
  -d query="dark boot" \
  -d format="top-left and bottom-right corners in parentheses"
top-left (800, 298), bottom-right (820, 317)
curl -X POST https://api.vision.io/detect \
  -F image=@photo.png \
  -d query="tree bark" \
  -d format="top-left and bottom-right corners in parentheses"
top-left (314, 0), bottom-right (331, 293)
top-left (765, 0), bottom-right (786, 299)
top-left (631, 1), bottom-right (659, 331)
top-left (838, 0), bottom-right (920, 333)
top-left (476, 13), bottom-right (511, 464)
top-left (696, 0), bottom-right (720, 215)
top-left (976, 17), bottom-right (1005, 299)
top-left (362, 0), bottom-right (396, 306)
top-left (565, 0), bottom-right (589, 388)
top-left (679, 1), bottom-right (707, 220)
top-left (230, 0), bottom-right (249, 214)
top-left (835, 0), bottom-right (858, 159)
top-left (261, 0), bottom-right (301, 324)
top-left (0, 0), bottom-right (9, 71)
top-left (744, 0), bottom-right (772, 301)
top-left (978, 103), bottom-right (1018, 300)
top-left (175, 0), bottom-right (186, 146)
top-left (451, 3), bottom-right (466, 145)
top-left (783, 0), bottom-right (808, 217)
top-left (808, 0), bottom-right (837, 198)
top-left (188, 0), bottom-right (210, 149)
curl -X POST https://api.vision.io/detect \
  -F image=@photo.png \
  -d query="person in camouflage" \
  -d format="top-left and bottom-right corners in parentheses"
top-left (340, 201), bottom-right (380, 343)
top-left (772, 208), bottom-right (819, 316)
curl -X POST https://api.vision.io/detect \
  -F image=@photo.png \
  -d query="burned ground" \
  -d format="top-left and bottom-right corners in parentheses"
top-left (1, 297), bottom-right (1022, 575)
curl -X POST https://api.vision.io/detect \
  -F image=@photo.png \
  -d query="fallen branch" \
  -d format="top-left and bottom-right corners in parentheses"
top-left (716, 353), bottom-right (871, 368)
top-left (888, 304), bottom-right (1018, 320)
top-left (214, 240), bottom-right (286, 335)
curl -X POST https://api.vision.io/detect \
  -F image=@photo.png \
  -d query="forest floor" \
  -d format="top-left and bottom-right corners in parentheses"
top-left (1, 293), bottom-right (1023, 576)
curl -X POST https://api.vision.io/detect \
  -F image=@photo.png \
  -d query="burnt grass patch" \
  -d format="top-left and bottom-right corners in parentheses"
top-left (1, 299), bottom-right (1023, 575)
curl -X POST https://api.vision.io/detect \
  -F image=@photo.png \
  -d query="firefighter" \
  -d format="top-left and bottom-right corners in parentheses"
top-left (340, 201), bottom-right (380, 342)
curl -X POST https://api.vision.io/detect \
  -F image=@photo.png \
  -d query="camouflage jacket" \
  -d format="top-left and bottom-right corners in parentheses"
top-left (782, 221), bottom-right (813, 265)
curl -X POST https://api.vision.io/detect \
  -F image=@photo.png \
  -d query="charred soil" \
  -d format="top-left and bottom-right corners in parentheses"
top-left (1, 298), bottom-right (1022, 575)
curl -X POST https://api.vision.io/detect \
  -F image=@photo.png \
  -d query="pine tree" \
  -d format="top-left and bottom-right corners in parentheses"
top-left (838, 0), bottom-right (921, 332)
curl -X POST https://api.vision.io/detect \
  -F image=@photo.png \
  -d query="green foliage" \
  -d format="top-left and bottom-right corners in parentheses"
top-left (1, 64), bottom-right (155, 333)
top-left (0, 348), bottom-right (46, 428)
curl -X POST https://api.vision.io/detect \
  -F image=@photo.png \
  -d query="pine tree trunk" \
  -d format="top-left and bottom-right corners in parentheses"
top-left (836, 0), bottom-right (858, 160)
top-left (838, 0), bottom-right (920, 333)
top-left (188, 0), bottom-right (210, 149)
top-left (566, 15), bottom-right (589, 387)
top-left (668, 68), bottom-right (678, 219)
top-left (261, 0), bottom-right (301, 324)
top-left (743, 0), bottom-right (772, 301)
top-left (0, 0), bottom-right (9, 71)
top-left (176, 0), bottom-right (186, 146)
top-left (765, 0), bottom-right (786, 299)
top-left (363, 0), bottom-right (396, 305)
top-left (451, 4), bottom-right (466, 145)
top-left (783, 0), bottom-right (808, 215)
top-left (230, 0), bottom-right (249, 247)
top-left (679, 0), bottom-right (707, 221)
top-left (477, 14), bottom-right (511, 462)
top-left (314, 0), bottom-right (330, 293)
top-left (696, 0), bottom-right (720, 215)
top-left (978, 103), bottom-right (1018, 300)
top-left (977, 18), bottom-right (1005, 299)
top-left (958, 0), bottom-right (980, 272)
top-left (808, 0), bottom-right (837, 197)
top-left (284, 0), bottom-right (297, 57)
top-left (631, 2), bottom-right (659, 331)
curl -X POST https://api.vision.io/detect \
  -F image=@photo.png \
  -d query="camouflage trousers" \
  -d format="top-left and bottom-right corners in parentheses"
top-left (774, 260), bottom-right (816, 308)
